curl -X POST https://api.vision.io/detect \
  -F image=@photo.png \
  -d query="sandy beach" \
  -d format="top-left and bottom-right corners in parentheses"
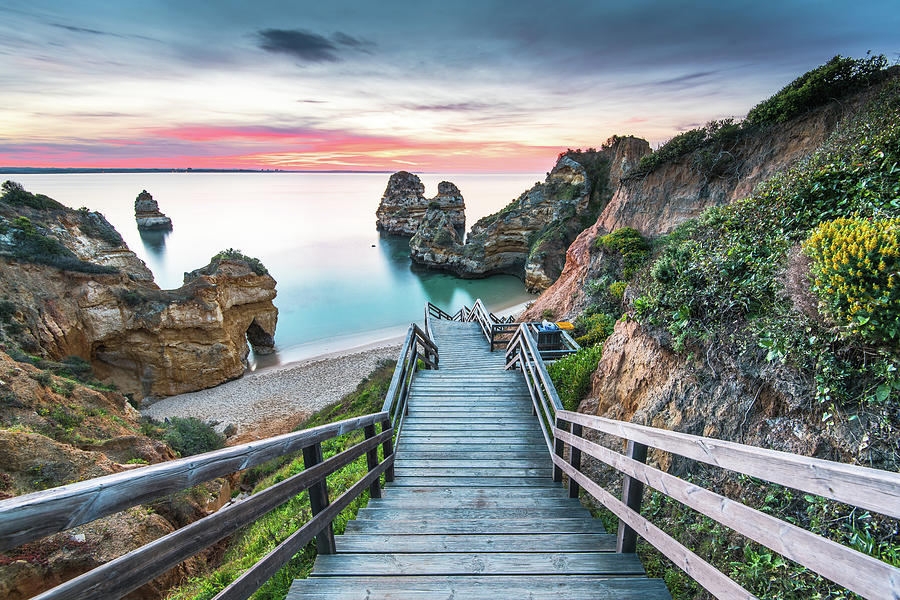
top-left (142, 339), bottom-right (402, 443)
top-left (141, 302), bottom-right (529, 444)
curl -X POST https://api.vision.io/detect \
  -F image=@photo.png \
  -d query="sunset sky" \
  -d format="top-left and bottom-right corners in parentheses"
top-left (0, 1), bottom-right (897, 172)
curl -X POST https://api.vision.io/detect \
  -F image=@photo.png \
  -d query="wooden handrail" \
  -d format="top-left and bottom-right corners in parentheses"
top-left (4, 410), bottom-right (394, 600)
top-left (504, 320), bottom-right (900, 599)
top-left (0, 411), bottom-right (389, 552)
top-left (29, 429), bottom-right (392, 600)
top-left (556, 409), bottom-right (900, 521)
top-left (380, 320), bottom-right (439, 484)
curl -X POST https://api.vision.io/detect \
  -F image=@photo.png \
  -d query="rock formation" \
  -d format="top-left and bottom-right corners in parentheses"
top-left (134, 190), bottom-right (172, 231)
top-left (521, 93), bottom-right (871, 322)
top-left (375, 172), bottom-right (464, 235)
top-left (410, 137), bottom-right (650, 291)
top-left (0, 187), bottom-right (277, 400)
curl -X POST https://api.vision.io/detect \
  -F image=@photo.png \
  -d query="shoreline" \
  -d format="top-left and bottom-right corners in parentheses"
top-left (249, 297), bottom-right (532, 375)
top-left (142, 299), bottom-right (530, 442)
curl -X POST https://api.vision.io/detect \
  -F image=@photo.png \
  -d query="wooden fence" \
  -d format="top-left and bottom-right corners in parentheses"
top-left (504, 320), bottom-right (900, 600)
top-left (0, 321), bottom-right (439, 600)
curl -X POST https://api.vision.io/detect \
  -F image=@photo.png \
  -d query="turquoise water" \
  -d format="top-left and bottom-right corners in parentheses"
top-left (11, 172), bottom-right (539, 367)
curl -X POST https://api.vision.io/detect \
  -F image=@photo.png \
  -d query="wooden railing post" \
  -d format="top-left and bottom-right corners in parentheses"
top-left (553, 417), bottom-right (566, 483)
top-left (616, 440), bottom-right (648, 553)
top-left (568, 422), bottom-right (583, 499)
top-left (381, 420), bottom-right (394, 482)
top-left (302, 442), bottom-right (336, 555)
top-left (364, 425), bottom-right (382, 499)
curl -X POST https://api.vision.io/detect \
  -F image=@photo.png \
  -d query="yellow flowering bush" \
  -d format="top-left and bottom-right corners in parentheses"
top-left (803, 217), bottom-right (900, 341)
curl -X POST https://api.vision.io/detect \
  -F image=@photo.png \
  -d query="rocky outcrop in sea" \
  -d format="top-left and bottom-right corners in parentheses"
top-left (375, 171), bottom-right (465, 235)
top-left (410, 136), bottom-right (650, 291)
top-left (134, 190), bottom-right (173, 231)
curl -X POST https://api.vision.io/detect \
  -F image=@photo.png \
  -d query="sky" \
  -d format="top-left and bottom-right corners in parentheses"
top-left (0, 1), bottom-right (897, 172)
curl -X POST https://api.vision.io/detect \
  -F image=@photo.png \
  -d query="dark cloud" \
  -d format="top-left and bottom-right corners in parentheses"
top-left (407, 102), bottom-right (497, 112)
top-left (51, 23), bottom-right (109, 36)
top-left (257, 28), bottom-right (374, 63)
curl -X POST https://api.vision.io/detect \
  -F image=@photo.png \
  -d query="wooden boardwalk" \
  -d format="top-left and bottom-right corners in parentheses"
top-left (288, 320), bottom-right (670, 599)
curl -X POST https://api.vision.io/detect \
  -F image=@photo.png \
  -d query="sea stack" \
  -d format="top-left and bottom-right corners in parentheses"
top-left (376, 172), bottom-right (465, 235)
top-left (134, 190), bottom-right (173, 230)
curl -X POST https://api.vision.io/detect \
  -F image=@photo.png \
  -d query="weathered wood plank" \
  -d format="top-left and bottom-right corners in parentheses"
top-left (367, 496), bottom-right (581, 509)
top-left (27, 432), bottom-right (392, 600)
top-left (310, 552), bottom-right (645, 576)
top-left (344, 518), bottom-right (605, 534)
top-left (554, 454), bottom-right (756, 600)
top-left (212, 456), bottom-right (393, 600)
top-left (288, 575), bottom-right (671, 600)
top-left (556, 427), bottom-right (900, 600)
top-left (357, 507), bottom-right (589, 520)
top-left (396, 459), bottom-right (548, 469)
top-left (393, 467), bottom-right (553, 478)
top-left (378, 486), bottom-right (568, 499)
top-left (335, 533), bottom-right (616, 553)
top-left (557, 409), bottom-right (900, 520)
top-left (0, 412), bottom-right (389, 552)
top-left (387, 476), bottom-right (558, 487)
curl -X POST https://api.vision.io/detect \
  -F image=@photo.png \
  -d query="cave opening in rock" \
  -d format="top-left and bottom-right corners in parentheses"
top-left (245, 318), bottom-right (275, 355)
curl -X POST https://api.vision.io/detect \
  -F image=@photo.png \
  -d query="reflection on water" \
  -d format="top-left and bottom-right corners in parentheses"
top-left (138, 228), bottom-right (170, 257)
top-left (12, 172), bottom-right (540, 367)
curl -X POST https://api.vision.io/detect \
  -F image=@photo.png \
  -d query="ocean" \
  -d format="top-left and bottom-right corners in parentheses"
top-left (10, 172), bottom-right (540, 368)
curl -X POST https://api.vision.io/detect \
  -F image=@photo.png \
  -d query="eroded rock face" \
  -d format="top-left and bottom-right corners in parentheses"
top-left (0, 199), bottom-right (277, 400)
top-left (134, 190), bottom-right (172, 231)
top-left (523, 92), bottom-right (875, 322)
top-left (376, 172), bottom-right (465, 235)
top-left (411, 137), bottom-right (650, 291)
top-left (579, 320), bottom-right (868, 477)
top-left (410, 208), bottom-right (465, 267)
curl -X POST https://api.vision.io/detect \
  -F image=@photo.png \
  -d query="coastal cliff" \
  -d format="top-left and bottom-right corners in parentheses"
top-left (411, 136), bottom-right (650, 291)
top-left (0, 183), bottom-right (277, 400)
top-left (375, 171), bottom-right (465, 235)
top-left (527, 57), bottom-right (900, 597)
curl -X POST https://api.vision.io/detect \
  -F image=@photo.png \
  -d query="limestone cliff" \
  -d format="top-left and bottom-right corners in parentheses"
top-left (0, 184), bottom-right (277, 400)
top-left (411, 137), bottom-right (649, 291)
top-left (522, 86), bottom-right (876, 322)
top-left (375, 172), bottom-right (465, 235)
top-left (134, 190), bottom-right (172, 231)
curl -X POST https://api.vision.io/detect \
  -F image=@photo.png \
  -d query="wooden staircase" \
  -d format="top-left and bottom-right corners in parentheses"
top-left (288, 320), bottom-right (670, 599)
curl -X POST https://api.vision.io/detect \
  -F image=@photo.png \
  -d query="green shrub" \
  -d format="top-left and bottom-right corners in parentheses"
top-left (6, 216), bottom-right (118, 274)
top-left (213, 248), bottom-right (269, 276)
top-left (0, 300), bottom-right (16, 323)
top-left (548, 346), bottom-right (603, 411)
top-left (574, 311), bottom-right (616, 347)
top-left (162, 417), bottom-right (225, 457)
top-left (804, 217), bottom-right (900, 342)
top-left (746, 54), bottom-right (888, 126)
top-left (29, 371), bottom-right (52, 387)
top-left (595, 227), bottom-right (650, 278)
top-left (0, 181), bottom-right (66, 211)
top-left (609, 281), bottom-right (627, 300)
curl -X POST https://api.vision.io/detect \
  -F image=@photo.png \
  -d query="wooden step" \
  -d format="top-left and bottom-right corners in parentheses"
top-left (310, 552), bottom-right (645, 576)
top-left (376, 486), bottom-right (568, 499)
top-left (335, 533), bottom-right (615, 553)
top-left (288, 575), bottom-right (671, 599)
top-left (357, 507), bottom-right (589, 521)
top-left (396, 458), bottom-right (549, 469)
top-left (367, 496), bottom-right (580, 509)
top-left (392, 467), bottom-right (553, 478)
top-left (344, 518), bottom-right (607, 534)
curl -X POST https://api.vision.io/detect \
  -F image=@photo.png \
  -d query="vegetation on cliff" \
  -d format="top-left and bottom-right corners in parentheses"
top-left (167, 359), bottom-right (396, 600)
top-left (546, 58), bottom-right (900, 599)
top-left (628, 54), bottom-right (891, 179)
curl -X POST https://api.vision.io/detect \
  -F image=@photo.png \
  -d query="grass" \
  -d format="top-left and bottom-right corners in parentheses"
top-left (166, 358), bottom-right (396, 600)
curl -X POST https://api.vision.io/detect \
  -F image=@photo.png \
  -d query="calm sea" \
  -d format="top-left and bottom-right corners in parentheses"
top-left (11, 172), bottom-right (540, 368)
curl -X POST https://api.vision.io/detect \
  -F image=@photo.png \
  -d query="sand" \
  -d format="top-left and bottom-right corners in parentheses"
top-left (141, 340), bottom-right (402, 443)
